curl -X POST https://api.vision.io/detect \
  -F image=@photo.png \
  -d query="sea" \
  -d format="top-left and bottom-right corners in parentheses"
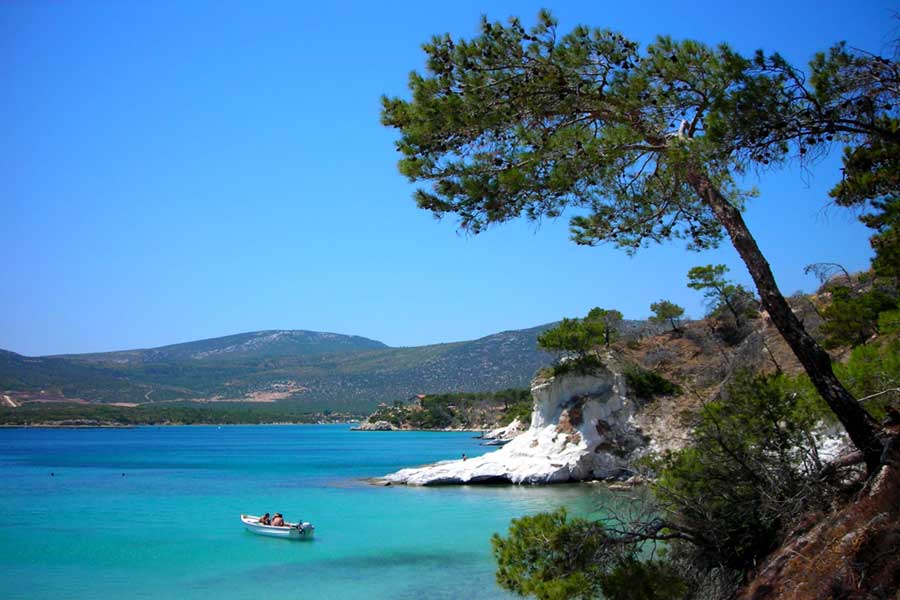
top-left (0, 425), bottom-right (623, 599)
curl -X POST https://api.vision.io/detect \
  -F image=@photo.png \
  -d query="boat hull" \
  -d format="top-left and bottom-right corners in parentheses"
top-left (241, 514), bottom-right (315, 540)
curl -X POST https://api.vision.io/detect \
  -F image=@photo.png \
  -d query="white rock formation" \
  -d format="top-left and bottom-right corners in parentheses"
top-left (385, 361), bottom-right (647, 485)
top-left (351, 420), bottom-right (396, 431)
top-left (481, 417), bottom-right (527, 444)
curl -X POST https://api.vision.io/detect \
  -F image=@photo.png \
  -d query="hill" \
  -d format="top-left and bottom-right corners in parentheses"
top-left (0, 325), bottom-right (565, 413)
top-left (62, 330), bottom-right (389, 363)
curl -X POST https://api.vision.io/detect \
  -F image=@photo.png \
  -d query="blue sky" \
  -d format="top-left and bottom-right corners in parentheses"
top-left (2, 0), bottom-right (896, 356)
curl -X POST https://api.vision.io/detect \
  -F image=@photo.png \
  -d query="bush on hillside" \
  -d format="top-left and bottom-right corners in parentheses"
top-left (624, 366), bottom-right (681, 401)
top-left (492, 509), bottom-right (689, 600)
top-left (492, 372), bottom-right (841, 599)
top-left (820, 285), bottom-right (898, 348)
top-left (655, 373), bottom-right (835, 571)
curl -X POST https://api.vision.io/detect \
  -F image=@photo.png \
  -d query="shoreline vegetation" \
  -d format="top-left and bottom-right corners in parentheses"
top-left (0, 401), bottom-right (363, 428)
top-left (0, 421), bottom-right (360, 429)
top-left (354, 389), bottom-right (532, 432)
top-left (0, 422), bottom-right (492, 430)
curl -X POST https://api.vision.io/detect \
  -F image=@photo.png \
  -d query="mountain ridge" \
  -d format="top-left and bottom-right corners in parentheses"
top-left (0, 321), bottom-right (651, 412)
top-left (43, 329), bottom-right (386, 362)
top-left (0, 324), bottom-right (561, 411)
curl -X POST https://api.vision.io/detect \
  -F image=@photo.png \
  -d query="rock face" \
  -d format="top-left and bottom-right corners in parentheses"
top-left (385, 361), bottom-right (647, 485)
top-left (351, 420), bottom-right (397, 431)
top-left (481, 417), bottom-right (527, 445)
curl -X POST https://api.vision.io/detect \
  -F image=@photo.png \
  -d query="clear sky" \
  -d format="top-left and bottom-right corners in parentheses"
top-left (2, 0), bottom-right (896, 356)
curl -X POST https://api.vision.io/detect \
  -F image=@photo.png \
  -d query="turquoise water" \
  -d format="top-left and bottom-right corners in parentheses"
top-left (0, 425), bottom-right (618, 599)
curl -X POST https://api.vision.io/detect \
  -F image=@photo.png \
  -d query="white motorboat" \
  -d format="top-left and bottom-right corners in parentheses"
top-left (241, 514), bottom-right (315, 540)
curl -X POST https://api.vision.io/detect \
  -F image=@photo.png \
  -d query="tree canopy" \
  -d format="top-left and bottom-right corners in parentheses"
top-left (687, 264), bottom-right (758, 333)
top-left (585, 307), bottom-right (622, 348)
top-left (382, 10), bottom-right (894, 470)
top-left (537, 307), bottom-right (622, 360)
top-left (648, 299), bottom-right (685, 332)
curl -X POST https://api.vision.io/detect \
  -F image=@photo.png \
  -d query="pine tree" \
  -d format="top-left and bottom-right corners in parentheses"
top-left (382, 12), bottom-right (896, 471)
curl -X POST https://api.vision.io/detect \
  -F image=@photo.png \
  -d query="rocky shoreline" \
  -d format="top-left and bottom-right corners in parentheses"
top-left (382, 359), bottom-right (649, 486)
top-left (349, 422), bottom-right (486, 433)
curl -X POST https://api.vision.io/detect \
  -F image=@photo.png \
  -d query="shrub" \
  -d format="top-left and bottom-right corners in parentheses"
top-left (597, 558), bottom-right (689, 600)
top-left (835, 336), bottom-right (900, 420)
top-left (654, 372), bottom-right (832, 571)
top-left (624, 366), bottom-right (681, 400)
top-left (503, 399), bottom-right (533, 425)
top-left (492, 509), bottom-right (689, 600)
top-left (539, 354), bottom-right (606, 378)
top-left (820, 285), bottom-right (897, 348)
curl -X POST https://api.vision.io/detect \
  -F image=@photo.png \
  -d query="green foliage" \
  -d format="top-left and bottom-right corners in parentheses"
top-left (492, 509), bottom-right (689, 600)
top-left (835, 336), bottom-right (900, 420)
top-left (407, 397), bottom-right (455, 429)
top-left (686, 265), bottom-right (758, 325)
top-left (820, 45), bottom-right (900, 279)
top-left (538, 307), bottom-right (622, 360)
top-left (687, 264), bottom-right (758, 343)
top-left (538, 308), bottom-right (622, 362)
top-left (365, 388), bottom-right (532, 430)
top-left (831, 136), bottom-right (900, 213)
top-left (493, 509), bottom-right (603, 600)
top-left (878, 308), bottom-right (900, 334)
top-left (539, 354), bottom-right (607, 379)
top-left (537, 318), bottom-right (607, 358)
top-left (382, 9), bottom-right (897, 458)
top-left (0, 325), bottom-right (555, 414)
top-left (595, 558), bottom-right (689, 600)
top-left (504, 398), bottom-right (534, 425)
top-left (382, 14), bottom-right (898, 252)
top-left (624, 366), bottom-right (681, 400)
top-left (820, 285), bottom-right (898, 348)
top-left (844, 192), bottom-right (900, 283)
top-left (828, 121), bottom-right (900, 280)
top-left (382, 9), bottom-right (895, 465)
top-left (648, 300), bottom-right (685, 332)
top-left (0, 401), bottom-right (341, 426)
top-left (382, 11), bottom-right (769, 251)
top-left (867, 198), bottom-right (900, 280)
top-left (586, 308), bottom-right (623, 348)
top-left (490, 372), bottom-right (843, 599)
top-left (655, 373), bottom-right (830, 571)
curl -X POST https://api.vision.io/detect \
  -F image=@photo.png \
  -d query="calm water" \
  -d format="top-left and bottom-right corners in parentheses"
top-left (0, 425), bottom-right (620, 599)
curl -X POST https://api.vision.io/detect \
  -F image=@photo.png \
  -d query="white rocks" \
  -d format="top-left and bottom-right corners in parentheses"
top-left (813, 424), bottom-right (851, 463)
top-left (481, 417), bottom-right (527, 445)
top-left (351, 420), bottom-right (397, 431)
top-left (385, 361), bottom-right (647, 485)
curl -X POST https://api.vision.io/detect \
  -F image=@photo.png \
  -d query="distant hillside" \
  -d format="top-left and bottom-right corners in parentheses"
top-left (63, 330), bottom-right (389, 363)
top-left (0, 325), bottom-right (569, 412)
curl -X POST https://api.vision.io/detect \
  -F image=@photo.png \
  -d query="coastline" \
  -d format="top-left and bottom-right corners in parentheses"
top-left (350, 426), bottom-right (486, 433)
top-left (0, 420), bottom-right (361, 429)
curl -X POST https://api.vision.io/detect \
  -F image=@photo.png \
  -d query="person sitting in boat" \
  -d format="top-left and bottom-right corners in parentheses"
top-left (271, 513), bottom-right (284, 527)
top-left (258, 513), bottom-right (271, 525)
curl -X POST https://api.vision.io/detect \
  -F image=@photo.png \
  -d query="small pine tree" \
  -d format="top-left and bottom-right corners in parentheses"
top-left (649, 300), bottom-right (685, 333)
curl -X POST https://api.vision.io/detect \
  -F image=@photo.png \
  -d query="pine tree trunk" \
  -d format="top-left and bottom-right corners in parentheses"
top-left (685, 169), bottom-right (884, 474)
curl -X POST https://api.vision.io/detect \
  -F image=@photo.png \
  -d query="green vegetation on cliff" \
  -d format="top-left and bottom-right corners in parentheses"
top-left (364, 388), bottom-right (532, 430)
top-left (383, 8), bottom-right (899, 598)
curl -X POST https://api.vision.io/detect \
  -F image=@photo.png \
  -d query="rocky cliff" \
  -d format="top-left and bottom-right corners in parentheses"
top-left (385, 358), bottom-right (648, 485)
